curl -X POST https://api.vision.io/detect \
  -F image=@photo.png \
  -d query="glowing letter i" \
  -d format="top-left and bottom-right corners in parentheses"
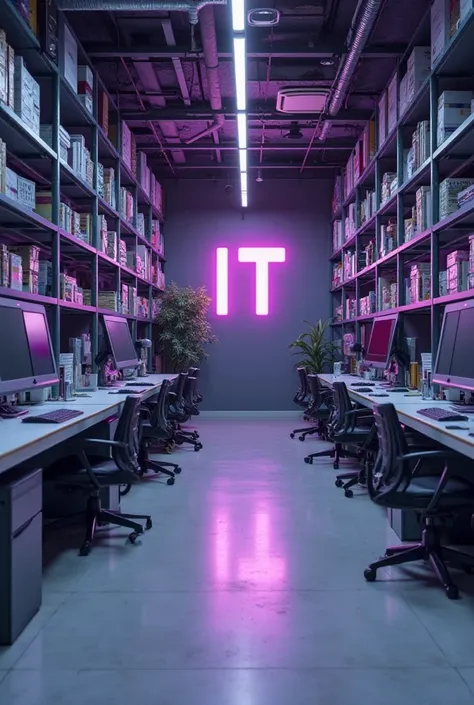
top-left (216, 247), bottom-right (229, 315)
top-left (238, 247), bottom-right (286, 315)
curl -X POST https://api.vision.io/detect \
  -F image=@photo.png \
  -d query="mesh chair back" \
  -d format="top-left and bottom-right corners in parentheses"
top-left (149, 378), bottom-right (172, 431)
top-left (307, 374), bottom-right (326, 409)
top-left (176, 372), bottom-right (188, 403)
top-left (372, 403), bottom-right (410, 499)
top-left (112, 395), bottom-right (142, 473)
top-left (332, 381), bottom-right (353, 431)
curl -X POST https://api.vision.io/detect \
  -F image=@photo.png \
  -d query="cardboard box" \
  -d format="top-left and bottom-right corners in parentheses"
top-left (431, 0), bottom-right (450, 66)
top-left (5, 167), bottom-right (18, 201)
top-left (60, 22), bottom-right (78, 91)
top-left (406, 47), bottom-right (430, 104)
top-left (378, 91), bottom-right (387, 147)
top-left (17, 176), bottom-right (36, 209)
top-left (399, 73), bottom-right (408, 116)
top-left (437, 90), bottom-right (472, 147)
top-left (387, 73), bottom-right (398, 133)
top-left (98, 90), bottom-right (109, 135)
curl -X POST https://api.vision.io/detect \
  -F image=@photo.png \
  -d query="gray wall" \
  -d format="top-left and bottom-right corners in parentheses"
top-left (164, 178), bottom-right (332, 411)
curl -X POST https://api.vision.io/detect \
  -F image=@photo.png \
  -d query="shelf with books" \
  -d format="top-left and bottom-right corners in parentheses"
top-left (330, 7), bottom-right (474, 352)
top-left (0, 5), bottom-right (168, 372)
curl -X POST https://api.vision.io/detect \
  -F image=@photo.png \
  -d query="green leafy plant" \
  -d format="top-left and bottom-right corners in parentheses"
top-left (155, 282), bottom-right (218, 372)
top-left (289, 319), bottom-right (339, 373)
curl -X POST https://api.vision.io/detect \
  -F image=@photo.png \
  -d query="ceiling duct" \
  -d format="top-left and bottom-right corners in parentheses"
top-left (328, 0), bottom-right (383, 116)
top-left (248, 8), bottom-right (280, 26)
top-left (276, 88), bottom-right (329, 114)
top-left (55, 0), bottom-right (227, 25)
top-left (186, 4), bottom-right (224, 145)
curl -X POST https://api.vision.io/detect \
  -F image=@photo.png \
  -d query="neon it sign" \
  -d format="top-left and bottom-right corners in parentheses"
top-left (216, 246), bottom-right (286, 316)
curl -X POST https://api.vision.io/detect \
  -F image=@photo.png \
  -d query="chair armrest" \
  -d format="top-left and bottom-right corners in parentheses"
top-left (398, 449), bottom-right (460, 463)
top-left (81, 438), bottom-right (128, 451)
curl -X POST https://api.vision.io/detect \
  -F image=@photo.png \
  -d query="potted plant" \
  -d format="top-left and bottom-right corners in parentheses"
top-left (289, 319), bottom-right (339, 373)
top-left (155, 282), bottom-right (218, 372)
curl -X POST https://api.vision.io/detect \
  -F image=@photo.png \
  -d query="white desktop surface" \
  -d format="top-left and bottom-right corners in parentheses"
top-left (0, 402), bottom-right (121, 474)
top-left (0, 374), bottom-right (178, 474)
top-left (318, 373), bottom-right (474, 460)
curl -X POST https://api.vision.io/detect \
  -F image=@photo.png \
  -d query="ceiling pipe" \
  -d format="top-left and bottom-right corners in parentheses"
top-left (318, 120), bottom-right (332, 141)
top-left (328, 0), bottom-right (383, 116)
top-left (56, 0), bottom-right (227, 25)
top-left (185, 4), bottom-right (224, 145)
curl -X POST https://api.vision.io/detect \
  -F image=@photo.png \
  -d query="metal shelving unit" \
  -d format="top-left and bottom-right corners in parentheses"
top-left (330, 8), bottom-right (474, 355)
top-left (0, 1), bottom-right (166, 369)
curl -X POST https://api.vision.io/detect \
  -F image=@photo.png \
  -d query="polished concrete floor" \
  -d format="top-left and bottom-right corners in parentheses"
top-left (2, 418), bottom-right (474, 703)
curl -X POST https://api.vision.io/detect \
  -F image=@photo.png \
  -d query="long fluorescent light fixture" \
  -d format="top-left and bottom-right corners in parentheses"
top-left (239, 149), bottom-right (247, 172)
top-left (233, 37), bottom-right (247, 111)
top-left (240, 171), bottom-right (248, 192)
top-left (231, 0), bottom-right (245, 31)
top-left (237, 112), bottom-right (247, 149)
top-left (241, 190), bottom-right (248, 208)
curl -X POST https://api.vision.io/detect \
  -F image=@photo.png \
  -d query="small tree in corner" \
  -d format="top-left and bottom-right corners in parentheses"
top-left (155, 282), bottom-right (218, 372)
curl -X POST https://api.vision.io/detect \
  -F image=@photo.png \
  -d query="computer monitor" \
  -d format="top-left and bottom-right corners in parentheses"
top-left (433, 298), bottom-right (474, 391)
top-left (0, 297), bottom-right (58, 395)
top-left (364, 314), bottom-right (399, 369)
top-left (102, 315), bottom-right (138, 370)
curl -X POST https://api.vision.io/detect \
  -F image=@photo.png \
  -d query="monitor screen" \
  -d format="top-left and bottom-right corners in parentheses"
top-left (434, 300), bottom-right (474, 390)
top-left (364, 315), bottom-right (398, 368)
top-left (102, 316), bottom-right (138, 369)
top-left (0, 298), bottom-right (58, 395)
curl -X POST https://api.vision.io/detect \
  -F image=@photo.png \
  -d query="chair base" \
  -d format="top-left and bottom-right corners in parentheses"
top-left (139, 459), bottom-right (178, 483)
top-left (364, 526), bottom-right (469, 599)
top-left (80, 494), bottom-right (152, 556)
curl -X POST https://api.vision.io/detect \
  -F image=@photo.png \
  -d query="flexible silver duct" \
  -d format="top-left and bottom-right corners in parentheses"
top-left (318, 120), bottom-right (332, 141)
top-left (186, 4), bottom-right (224, 144)
top-left (56, 0), bottom-right (227, 25)
top-left (328, 0), bottom-right (383, 116)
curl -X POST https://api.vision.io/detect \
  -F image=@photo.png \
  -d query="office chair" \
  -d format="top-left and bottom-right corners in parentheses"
top-left (290, 374), bottom-right (332, 440)
top-left (167, 372), bottom-right (203, 450)
top-left (304, 382), bottom-right (374, 497)
top-left (188, 366), bottom-right (203, 404)
top-left (293, 367), bottom-right (309, 406)
top-left (44, 395), bottom-right (152, 556)
top-left (364, 403), bottom-right (474, 599)
top-left (139, 378), bottom-right (180, 485)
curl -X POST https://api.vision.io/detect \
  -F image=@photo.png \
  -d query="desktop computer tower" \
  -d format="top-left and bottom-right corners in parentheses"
top-left (0, 468), bottom-right (43, 645)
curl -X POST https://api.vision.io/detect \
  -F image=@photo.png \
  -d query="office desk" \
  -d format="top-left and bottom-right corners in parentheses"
top-left (0, 374), bottom-right (177, 475)
top-left (319, 374), bottom-right (474, 460)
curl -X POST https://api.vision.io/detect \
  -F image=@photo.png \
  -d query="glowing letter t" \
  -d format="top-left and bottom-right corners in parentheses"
top-left (238, 247), bottom-right (286, 315)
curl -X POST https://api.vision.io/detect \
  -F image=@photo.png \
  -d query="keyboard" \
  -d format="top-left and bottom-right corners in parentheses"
top-left (352, 387), bottom-right (374, 392)
top-left (22, 408), bottom-right (85, 424)
top-left (111, 389), bottom-right (144, 395)
top-left (126, 382), bottom-right (155, 387)
top-left (417, 407), bottom-right (468, 422)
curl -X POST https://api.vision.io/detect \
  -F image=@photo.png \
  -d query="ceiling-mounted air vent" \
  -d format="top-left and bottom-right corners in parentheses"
top-left (247, 8), bottom-right (280, 26)
top-left (276, 88), bottom-right (329, 114)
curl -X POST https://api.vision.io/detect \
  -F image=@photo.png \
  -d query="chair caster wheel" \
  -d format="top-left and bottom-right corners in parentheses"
top-left (335, 478), bottom-right (343, 488)
top-left (344, 489), bottom-right (354, 498)
top-left (299, 435), bottom-right (305, 441)
top-left (193, 433), bottom-right (200, 439)
top-left (290, 433), bottom-right (295, 439)
top-left (174, 466), bottom-right (182, 474)
top-left (119, 484), bottom-right (131, 497)
top-left (167, 477), bottom-right (175, 486)
top-left (145, 518), bottom-right (152, 530)
top-left (79, 541), bottom-right (92, 557)
top-left (194, 443), bottom-right (203, 451)
top-left (333, 461), bottom-right (339, 470)
top-left (445, 584), bottom-right (459, 599)
top-left (304, 456), bottom-right (313, 464)
top-left (364, 568), bottom-right (377, 582)
top-left (129, 530), bottom-right (142, 544)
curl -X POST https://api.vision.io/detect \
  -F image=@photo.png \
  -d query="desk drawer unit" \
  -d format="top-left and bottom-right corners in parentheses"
top-left (0, 467), bottom-right (43, 645)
